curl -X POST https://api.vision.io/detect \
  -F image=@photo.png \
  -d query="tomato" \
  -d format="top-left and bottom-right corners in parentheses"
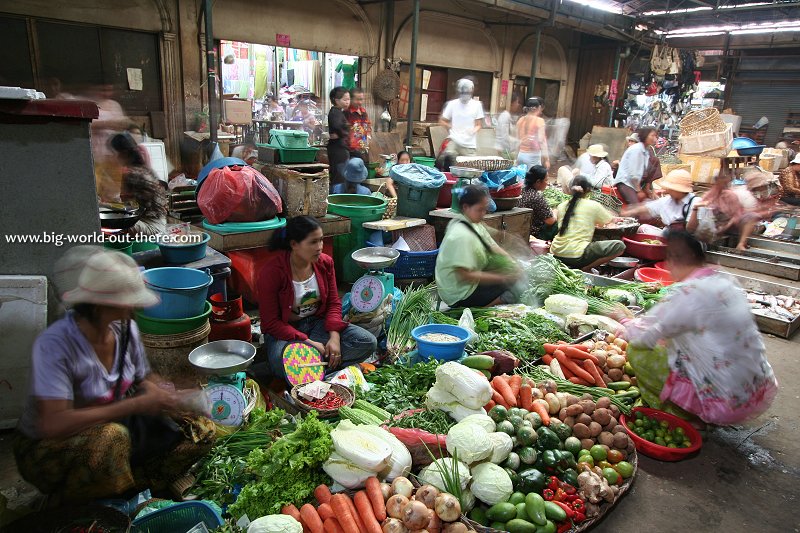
top-left (602, 467), bottom-right (620, 485)
top-left (607, 449), bottom-right (624, 464)
top-left (589, 445), bottom-right (607, 462)
top-left (614, 461), bottom-right (634, 479)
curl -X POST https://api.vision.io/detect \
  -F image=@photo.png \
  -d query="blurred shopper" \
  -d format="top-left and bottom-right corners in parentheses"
top-left (440, 78), bottom-right (485, 157)
top-left (495, 93), bottom-right (522, 157)
top-left (614, 127), bottom-right (657, 205)
top-left (327, 86), bottom-right (351, 190)
top-left (779, 154), bottom-right (800, 206)
top-left (519, 165), bottom-right (557, 240)
top-left (574, 144), bottom-right (613, 189)
top-left (344, 87), bottom-right (371, 161)
top-left (516, 97), bottom-right (550, 170)
top-left (623, 169), bottom-right (698, 236)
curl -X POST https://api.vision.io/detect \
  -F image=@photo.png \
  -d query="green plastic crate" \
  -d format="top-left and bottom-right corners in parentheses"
top-left (270, 129), bottom-right (310, 148)
top-left (268, 141), bottom-right (319, 163)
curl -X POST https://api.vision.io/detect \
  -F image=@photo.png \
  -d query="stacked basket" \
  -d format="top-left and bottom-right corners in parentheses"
top-left (678, 108), bottom-right (732, 158)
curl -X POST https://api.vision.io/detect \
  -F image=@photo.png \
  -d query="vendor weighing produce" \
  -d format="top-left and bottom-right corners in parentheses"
top-left (14, 247), bottom-right (215, 504)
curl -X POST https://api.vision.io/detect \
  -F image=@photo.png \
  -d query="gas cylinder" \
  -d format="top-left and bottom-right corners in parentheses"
top-left (209, 312), bottom-right (252, 342)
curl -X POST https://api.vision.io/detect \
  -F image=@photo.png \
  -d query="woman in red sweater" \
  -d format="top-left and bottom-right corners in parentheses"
top-left (255, 216), bottom-right (377, 381)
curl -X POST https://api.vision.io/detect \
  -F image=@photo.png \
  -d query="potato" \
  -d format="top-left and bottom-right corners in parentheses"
top-left (602, 374), bottom-right (613, 385)
top-left (606, 334), bottom-right (616, 343)
top-left (598, 431), bottom-right (615, 447)
top-left (607, 368), bottom-right (624, 382)
top-left (581, 393), bottom-right (594, 402)
top-left (531, 388), bottom-right (544, 400)
top-left (576, 413), bottom-right (592, 426)
top-left (613, 432), bottom-right (630, 450)
top-left (592, 408), bottom-right (612, 427)
top-left (572, 423), bottom-right (591, 439)
top-left (595, 396), bottom-right (612, 410)
top-left (627, 439), bottom-right (636, 454)
top-left (559, 408), bottom-right (568, 421)
top-left (603, 417), bottom-right (618, 432)
top-left (566, 404), bottom-right (584, 418)
top-left (544, 393), bottom-right (561, 415)
top-left (607, 355), bottom-right (626, 369)
top-left (612, 425), bottom-right (626, 435)
top-left (594, 341), bottom-right (609, 350)
top-left (594, 353), bottom-right (607, 368)
top-left (579, 400), bottom-right (595, 415)
top-left (622, 374), bottom-right (632, 384)
top-left (630, 377), bottom-right (638, 387)
top-left (566, 394), bottom-right (580, 406)
top-left (581, 438), bottom-right (596, 451)
top-left (609, 405), bottom-right (621, 419)
top-left (589, 421), bottom-right (603, 437)
top-left (549, 417), bottom-right (563, 426)
top-left (563, 416), bottom-right (575, 427)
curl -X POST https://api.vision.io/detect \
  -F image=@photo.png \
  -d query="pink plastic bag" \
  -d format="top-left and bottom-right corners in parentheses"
top-left (197, 164), bottom-right (283, 224)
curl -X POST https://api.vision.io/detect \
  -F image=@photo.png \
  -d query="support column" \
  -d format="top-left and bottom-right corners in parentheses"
top-left (406, 0), bottom-right (420, 145)
top-left (159, 32), bottom-right (182, 163)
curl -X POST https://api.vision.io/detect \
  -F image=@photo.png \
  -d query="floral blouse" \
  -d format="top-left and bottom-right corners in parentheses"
top-left (519, 187), bottom-right (553, 239)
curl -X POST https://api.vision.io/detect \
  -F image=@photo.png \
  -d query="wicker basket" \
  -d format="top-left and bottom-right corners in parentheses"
top-left (460, 452), bottom-right (638, 533)
top-left (453, 158), bottom-right (513, 171)
top-left (141, 321), bottom-right (210, 387)
top-left (262, 164), bottom-right (330, 218)
top-left (678, 123), bottom-right (732, 155)
top-left (680, 108), bottom-right (726, 136)
top-left (290, 382), bottom-right (354, 418)
top-left (590, 191), bottom-right (623, 214)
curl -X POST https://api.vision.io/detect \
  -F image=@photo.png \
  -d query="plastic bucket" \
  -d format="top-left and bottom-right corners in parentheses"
top-left (104, 239), bottom-right (133, 256)
top-left (396, 183), bottom-right (440, 219)
top-left (158, 232), bottom-right (210, 264)
top-left (135, 301), bottom-right (213, 335)
top-left (413, 156), bottom-right (436, 167)
top-left (411, 324), bottom-right (470, 361)
top-left (141, 267), bottom-right (213, 319)
top-left (437, 174), bottom-right (458, 208)
top-left (327, 194), bottom-right (387, 283)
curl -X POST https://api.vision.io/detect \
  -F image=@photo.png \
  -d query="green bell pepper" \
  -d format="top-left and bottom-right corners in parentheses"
top-left (517, 468), bottom-right (547, 494)
top-left (536, 427), bottom-right (560, 450)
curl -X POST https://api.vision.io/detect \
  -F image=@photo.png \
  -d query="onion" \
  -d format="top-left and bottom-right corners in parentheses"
top-left (403, 500), bottom-right (433, 530)
top-left (387, 494), bottom-right (410, 519)
top-left (434, 493), bottom-right (462, 523)
top-left (383, 518), bottom-right (409, 533)
top-left (427, 512), bottom-right (442, 533)
top-left (442, 523), bottom-right (468, 533)
top-left (381, 482), bottom-right (393, 501)
top-left (416, 484), bottom-right (440, 509)
top-left (392, 476), bottom-right (415, 499)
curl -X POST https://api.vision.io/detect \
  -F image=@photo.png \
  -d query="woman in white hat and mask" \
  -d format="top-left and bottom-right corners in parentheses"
top-left (623, 169), bottom-right (698, 236)
top-left (14, 248), bottom-right (215, 505)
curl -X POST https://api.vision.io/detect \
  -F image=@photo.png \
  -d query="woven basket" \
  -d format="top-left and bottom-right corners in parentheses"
top-left (590, 191), bottom-right (623, 215)
top-left (460, 452), bottom-right (638, 533)
top-left (680, 108), bottom-right (726, 136)
top-left (290, 382), bottom-right (354, 418)
top-left (392, 224), bottom-right (437, 251)
top-left (141, 321), bottom-right (210, 387)
top-left (453, 158), bottom-right (513, 171)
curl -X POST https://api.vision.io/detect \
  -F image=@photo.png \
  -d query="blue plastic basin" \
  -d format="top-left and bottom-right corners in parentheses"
top-left (141, 267), bottom-right (212, 319)
top-left (158, 232), bottom-right (210, 264)
top-left (412, 324), bottom-right (470, 361)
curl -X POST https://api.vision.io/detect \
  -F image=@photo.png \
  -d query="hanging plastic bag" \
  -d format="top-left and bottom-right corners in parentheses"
top-left (458, 308), bottom-right (479, 346)
top-left (197, 162), bottom-right (283, 224)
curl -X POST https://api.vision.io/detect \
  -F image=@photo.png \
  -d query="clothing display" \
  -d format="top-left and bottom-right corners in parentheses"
top-left (335, 60), bottom-right (358, 90)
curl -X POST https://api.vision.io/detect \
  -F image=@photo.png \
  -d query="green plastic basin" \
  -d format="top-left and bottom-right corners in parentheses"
top-left (135, 301), bottom-right (212, 335)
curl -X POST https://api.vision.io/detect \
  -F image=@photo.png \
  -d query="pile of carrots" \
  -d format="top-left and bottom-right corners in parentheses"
top-left (542, 342), bottom-right (605, 387)
top-left (485, 373), bottom-right (552, 426)
top-left (281, 477), bottom-right (386, 533)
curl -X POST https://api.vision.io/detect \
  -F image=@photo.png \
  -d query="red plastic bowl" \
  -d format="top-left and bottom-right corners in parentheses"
top-left (619, 407), bottom-right (702, 461)
top-left (491, 182), bottom-right (523, 199)
top-left (623, 234), bottom-right (667, 261)
top-left (636, 267), bottom-right (674, 286)
top-left (653, 261), bottom-right (669, 272)
top-left (437, 174), bottom-right (459, 208)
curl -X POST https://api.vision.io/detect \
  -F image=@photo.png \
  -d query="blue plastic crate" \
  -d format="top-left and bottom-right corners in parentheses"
top-left (366, 241), bottom-right (438, 279)
top-left (132, 501), bottom-right (223, 533)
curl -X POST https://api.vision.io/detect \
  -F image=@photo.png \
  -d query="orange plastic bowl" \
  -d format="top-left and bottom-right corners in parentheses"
top-left (619, 407), bottom-right (702, 461)
top-left (653, 261), bottom-right (669, 272)
top-left (636, 267), bottom-right (674, 286)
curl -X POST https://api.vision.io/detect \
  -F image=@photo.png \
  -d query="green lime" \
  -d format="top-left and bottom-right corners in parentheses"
top-left (659, 420), bottom-right (670, 429)
top-left (674, 426), bottom-right (685, 437)
top-left (667, 443), bottom-right (678, 448)
top-left (682, 440), bottom-right (692, 448)
top-left (656, 429), bottom-right (665, 438)
top-left (655, 437), bottom-right (667, 447)
top-left (643, 431), bottom-right (655, 442)
top-left (634, 419), bottom-right (644, 428)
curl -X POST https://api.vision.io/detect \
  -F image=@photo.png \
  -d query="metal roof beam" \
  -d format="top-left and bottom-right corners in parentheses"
top-left (644, 0), bottom-right (800, 18)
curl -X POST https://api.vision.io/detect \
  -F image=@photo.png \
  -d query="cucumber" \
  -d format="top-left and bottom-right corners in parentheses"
top-left (486, 502), bottom-right (517, 523)
top-left (607, 381), bottom-right (631, 391)
top-left (543, 501), bottom-right (567, 522)
top-left (462, 354), bottom-right (495, 370)
top-left (469, 507), bottom-right (489, 526)
top-left (480, 369), bottom-right (492, 379)
top-left (615, 387), bottom-right (640, 399)
top-left (506, 518), bottom-right (538, 533)
top-left (338, 407), bottom-right (382, 425)
top-left (352, 399), bottom-right (391, 421)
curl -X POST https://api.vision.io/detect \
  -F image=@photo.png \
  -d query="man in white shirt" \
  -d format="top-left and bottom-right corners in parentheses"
top-left (494, 93), bottom-right (522, 155)
top-left (440, 78), bottom-right (485, 156)
top-left (573, 144), bottom-right (613, 189)
top-left (623, 169), bottom-right (698, 235)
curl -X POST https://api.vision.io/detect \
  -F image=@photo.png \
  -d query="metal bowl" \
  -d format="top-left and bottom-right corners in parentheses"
top-left (608, 256), bottom-right (640, 269)
top-left (449, 166), bottom-right (483, 178)
top-left (351, 246), bottom-right (400, 270)
top-left (99, 210), bottom-right (141, 230)
top-left (188, 340), bottom-right (256, 375)
top-left (493, 196), bottom-right (521, 211)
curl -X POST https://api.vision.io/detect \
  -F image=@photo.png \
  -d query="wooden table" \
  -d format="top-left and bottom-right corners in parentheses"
top-left (167, 215), bottom-right (351, 253)
top-left (428, 207), bottom-right (533, 251)
top-left (362, 217), bottom-right (427, 232)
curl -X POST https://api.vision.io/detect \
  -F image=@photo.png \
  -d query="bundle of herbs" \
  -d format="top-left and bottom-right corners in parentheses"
top-left (387, 408), bottom-right (456, 435)
top-left (387, 283), bottom-right (436, 359)
top-left (472, 313), bottom-right (570, 363)
top-left (361, 359), bottom-right (440, 414)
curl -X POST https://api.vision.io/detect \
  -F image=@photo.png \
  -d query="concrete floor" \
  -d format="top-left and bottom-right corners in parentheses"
top-left (1, 267), bottom-right (799, 531)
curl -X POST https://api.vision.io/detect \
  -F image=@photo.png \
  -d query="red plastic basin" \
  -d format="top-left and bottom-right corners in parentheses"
top-left (437, 174), bottom-right (458, 208)
top-left (623, 234), bottom-right (667, 261)
top-left (636, 267), bottom-right (674, 286)
top-left (619, 407), bottom-right (702, 461)
top-left (491, 181), bottom-right (523, 199)
top-left (653, 261), bottom-right (669, 272)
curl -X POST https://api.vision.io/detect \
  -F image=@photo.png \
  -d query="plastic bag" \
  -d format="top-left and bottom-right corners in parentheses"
top-left (326, 365), bottom-right (369, 392)
top-left (458, 308), bottom-right (479, 346)
top-left (197, 164), bottom-right (283, 224)
top-left (481, 165), bottom-right (526, 190)
top-left (390, 163), bottom-right (446, 189)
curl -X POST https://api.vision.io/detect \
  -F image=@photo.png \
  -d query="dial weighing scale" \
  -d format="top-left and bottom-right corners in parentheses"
top-left (448, 167), bottom-right (484, 211)
top-left (188, 340), bottom-right (256, 426)
top-left (350, 247), bottom-right (401, 313)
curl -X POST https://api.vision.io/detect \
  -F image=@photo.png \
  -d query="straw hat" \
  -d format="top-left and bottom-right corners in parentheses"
top-left (655, 169), bottom-right (693, 194)
top-left (626, 133), bottom-right (639, 143)
top-left (792, 154), bottom-right (800, 165)
top-left (586, 144), bottom-right (608, 158)
top-left (60, 249), bottom-right (159, 308)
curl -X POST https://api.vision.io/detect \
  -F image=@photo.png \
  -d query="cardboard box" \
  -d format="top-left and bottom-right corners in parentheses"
top-left (679, 154), bottom-right (722, 184)
top-left (223, 99), bottom-right (252, 125)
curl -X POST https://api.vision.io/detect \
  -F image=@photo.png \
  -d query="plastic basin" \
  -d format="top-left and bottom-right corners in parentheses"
top-left (327, 194), bottom-right (388, 283)
top-left (413, 156), bottom-right (436, 167)
top-left (636, 267), bottom-right (674, 286)
top-left (619, 407), bottom-right (702, 461)
top-left (437, 174), bottom-right (458, 208)
top-left (491, 182), bottom-right (523, 199)
top-left (158, 232), bottom-right (210, 264)
top-left (135, 301), bottom-right (212, 335)
top-left (412, 324), bottom-right (470, 361)
top-left (623, 234), bottom-right (667, 261)
top-left (653, 261), bottom-right (669, 272)
top-left (141, 267), bottom-right (213, 319)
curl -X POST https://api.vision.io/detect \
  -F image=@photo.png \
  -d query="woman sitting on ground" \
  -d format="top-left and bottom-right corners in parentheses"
top-left (331, 158), bottom-right (372, 195)
top-left (550, 176), bottom-right (625, 271)
top-left (519, 165), bottom-right (557, 240)
top-left (435, 185), bottom-right (522, 308)
top-left (621, 231), bottom-right (778, 426)
top-left (14, 248), bottom-right (215, 505)
top-left (255, 216), bottom-right (377, 383)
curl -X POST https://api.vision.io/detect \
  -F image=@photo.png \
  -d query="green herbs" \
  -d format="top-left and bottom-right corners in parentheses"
top-left (542, 187), bottom-right (570, 208)
top-left (472, 313), bottom-right (570, 363)
top-left (228, 412), bottom-right (333, 519)
top-left (387, 284), bottom-right (437, 358)
top-left (361, 359), bottom-right (440, 414)
top-left (388, 409), bottom-right (456, 435)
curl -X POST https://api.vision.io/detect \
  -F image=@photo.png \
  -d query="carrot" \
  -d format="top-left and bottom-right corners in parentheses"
top-left (530, 400), bottom-right (550, 425)
top-left (365, 477), bottom-right (386, 521)
top-left (557, 340), bottom-right (569, 345)
top-left (583, 359), bottom-right (605, 387)
top-left (509, 375), bottom-right (522, 400)
top-left (314, 484), bottom-right (332, 505)
top-left (300, 504), bottom-right (325, 533)
top-left (556, 351), bottom-right (595, 384)
top-left (560, 363), bottom-right (574, 379)
top-left (561, 345), bottom-right (599, 363)
top-left (569, 376), bottom-right (592, 386)
top-left (282, 504), bottom-right (302, 522)
top-left (492, 389), bottom-right (510, 409)
top-left (323, 518), bottom-right (345, 533)
top-left (354, 491), bottom-right (383, 533)
top-left (492, 376), bottom-right (517, 407)
top-left (317, 503), bottom-right (334, 522)
top-left (543, 343), bottom-right (561, 354)
top-left (570, 343), bottom-right (591, 352)
top-left (485, 399), bottom-right (496, 411)
top-left (344, 494), bottom-right (367, 533)
top-left (542, 354), bottom-right (553, 364)
top-left (330, 495), bottom-right (359, 533)
top-left (519, 383), bottom-right (533, 411)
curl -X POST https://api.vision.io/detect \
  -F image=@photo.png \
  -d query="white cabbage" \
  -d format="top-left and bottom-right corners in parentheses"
top-left (322, 452), bottom-right (375, 489)
top-left (247, 515), bottom-right (303, 533)
top-left (356, 424), bottom-right (412, 481)
top-left (487, 432), bottom-right (514, 464)
top-left (458, 414), bottom-right (496, 433)
top-left (446, 422), bottom-right (493, 465)
top-left (434, 362), bottom-right (493, 409)
top-left (470, 462), bottom-right (514, 506)
top-left (460, 489), bottom-right (477, 513)
top-left (331, 420), bottom-right (391, 472)
top-left (425, 384), bottom-right (487, 422)
top-left (544, 294), bottom-right (589, 316)
top-left (418, 457), bottom-right (472, 492)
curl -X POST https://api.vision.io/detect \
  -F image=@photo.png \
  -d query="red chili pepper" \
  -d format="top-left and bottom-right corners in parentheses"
top-left (563, 494), bottom-right (580, 503)
top-left (574, 511), bottom-right (586, 523)
top-left (542, 488), bottom-right (555, 501)
top-left (552, 500), bottom-right (576, 519)
top-left (571, 499), bottom-right (585, 512)
top-left (556, 522), bottom-right (572, 533)
top-left (562, 483), bottom-right (577, 495)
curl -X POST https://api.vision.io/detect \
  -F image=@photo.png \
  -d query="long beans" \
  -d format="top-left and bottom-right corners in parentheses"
top-left (387, 409), bottom-right (455, 435)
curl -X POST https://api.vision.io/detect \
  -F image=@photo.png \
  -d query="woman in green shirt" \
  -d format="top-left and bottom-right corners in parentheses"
top-left (550, 176), bottom-right (625, 271)
top-left (435, 185), bottom-right (522, 307)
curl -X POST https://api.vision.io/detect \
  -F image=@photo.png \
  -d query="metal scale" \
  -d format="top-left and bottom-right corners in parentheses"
top-left (349, 247), bottom-right (400, 313)
top-left (188, 340), bottom-right (256, 427)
